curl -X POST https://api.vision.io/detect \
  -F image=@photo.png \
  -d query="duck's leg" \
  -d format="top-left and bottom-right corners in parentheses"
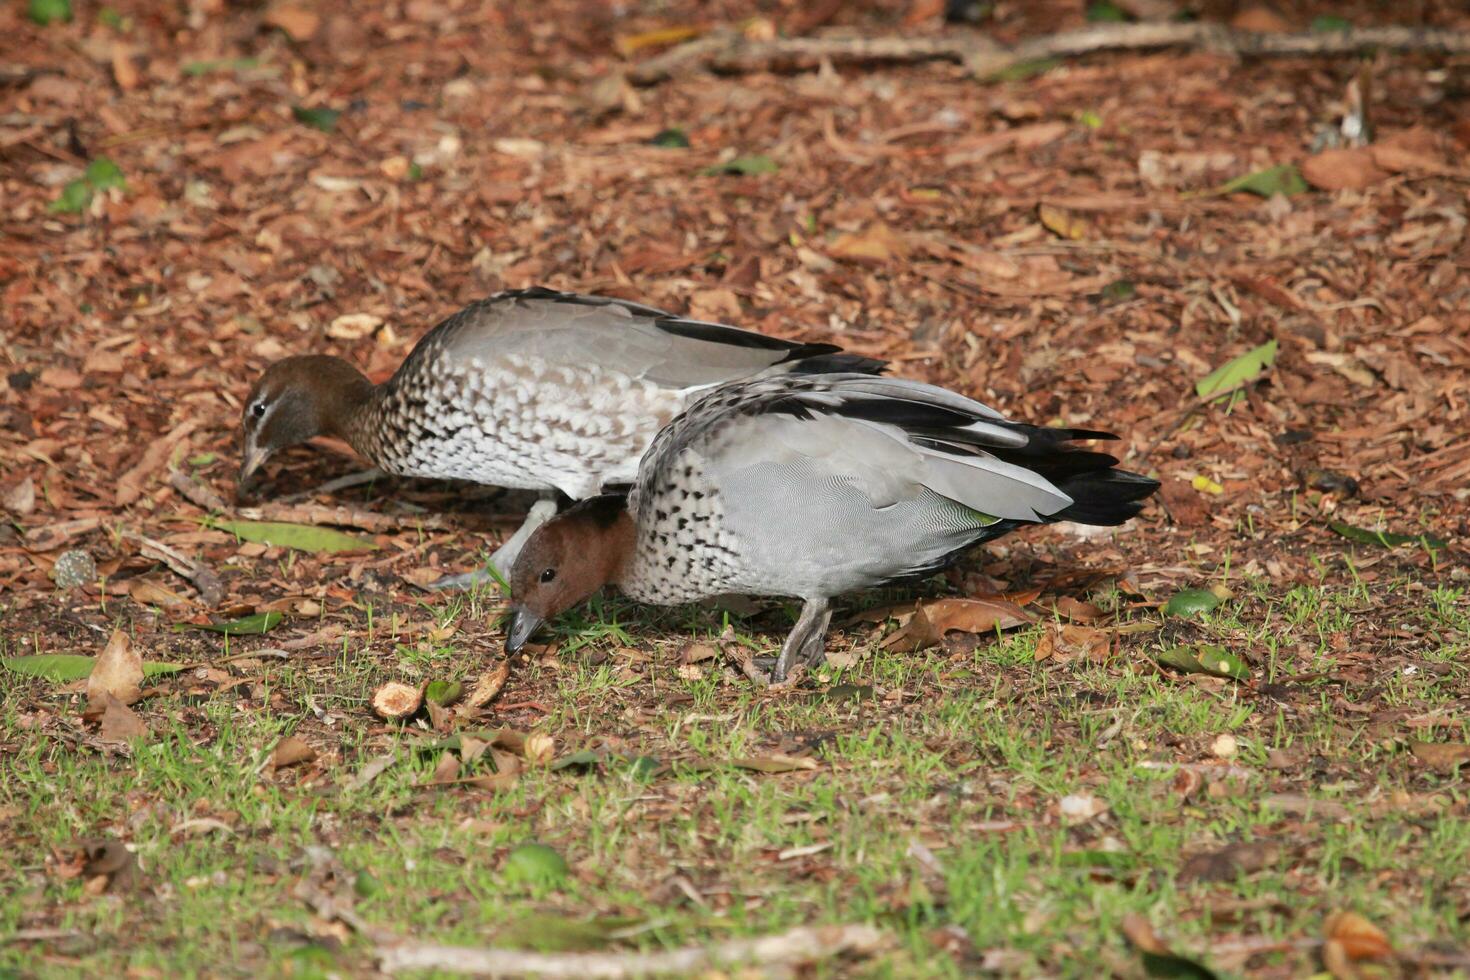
top-left (771, 598), bottom-right (833, 683)
top-left (426, 497), bottom-right (560, 591)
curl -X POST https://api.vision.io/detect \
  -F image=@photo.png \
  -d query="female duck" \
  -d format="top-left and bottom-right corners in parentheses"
top-left (239, 288), bottom-right (879, 582)
top-left (505, 374), bottom-right (1158, 682)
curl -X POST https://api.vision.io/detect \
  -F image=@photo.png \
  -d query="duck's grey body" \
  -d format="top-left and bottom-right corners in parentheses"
top-left (618, 375), bottom-right (1158, 677)
top-left (353, 289), bottom-right (879, 500)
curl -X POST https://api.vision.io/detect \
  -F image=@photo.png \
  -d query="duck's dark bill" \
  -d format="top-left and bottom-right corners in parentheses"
top-left (504, 606), bottom-right (543, 654)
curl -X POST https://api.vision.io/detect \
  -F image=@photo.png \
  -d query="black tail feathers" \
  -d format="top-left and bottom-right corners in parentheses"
top-left (1052, 468), bottom-right (1159, 526)
top-left (784, 351), bottom-right (888, 376)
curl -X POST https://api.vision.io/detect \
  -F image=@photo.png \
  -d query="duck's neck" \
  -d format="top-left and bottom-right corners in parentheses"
top-left (314, 359), bottom-right (380, 452)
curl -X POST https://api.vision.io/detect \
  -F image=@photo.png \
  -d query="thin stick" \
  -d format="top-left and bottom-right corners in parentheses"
top-left (629, 23), bottom-right (1470, 85)
top-left (378, 924), bottom-right (887, 977)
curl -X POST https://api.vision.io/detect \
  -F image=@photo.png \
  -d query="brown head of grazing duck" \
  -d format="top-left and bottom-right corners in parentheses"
top-left (504, 494), bottom-right (635, 652)
top-left (238, 355), bottom-right (375, 493)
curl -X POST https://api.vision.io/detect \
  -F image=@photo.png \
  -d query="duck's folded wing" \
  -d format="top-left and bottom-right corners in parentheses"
top-left (709, 408), bottom-right (1075, 525)
top-left (424, 288), bottom-right (878, 388)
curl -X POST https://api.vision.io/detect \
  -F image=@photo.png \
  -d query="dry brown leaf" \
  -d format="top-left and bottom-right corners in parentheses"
top-left (614, 24), bottom-right (703, 57)
top-left (1, 477), bottom-right (35, 516)
top-left (129, 579), bottom-right (193, 609)
top-left (1120, 913), bottom-right (1168, 955)
top-left (1033, 623), bottom-right (1111, 664)
top-left (466, 660), bottom-right (510, 709)
top-left (882, 598), bottom-right (1034, 653)
top-left (111, 43), bottom-right (140, 91)
top-left (829, 223), bottom-right (910, 264)
top-left (1301, 148), bottom-right (1389, 191)
top-left (1409, 741), bottom-right (1470, 774)
top-left (732, 754), bottom-right (818, 773)
top-left (1037, 203), bottom-right (1088, 240)
top-left (1230, 5), bottom-right (1292, 31)
top-left (679, 642), bottom-right (719, 665)
top-left (1324, 910), bottom-right (1392, 961)
top-left (1178, 841), bottom-right (1281, 883)
top-left (429, 751), bottom-right (461, 784)
top-left (524, 733), bottom-right (556, 765)
top-left (88, 630), bottom-right (144, 707)
top-left (96, 693), bottom-right (149, 742)
top-left (1053, 596), bottom-right (1104, 622)
top-left (80, 840), bottom-right (139, 894)
top-left (271, 735), bottom-right (317, 770)
top-left (263, 3), bottom-right (321, 40)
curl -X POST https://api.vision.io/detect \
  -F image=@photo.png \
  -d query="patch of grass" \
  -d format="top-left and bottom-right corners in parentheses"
top-left (2, 578), bottom-right (1466, 976)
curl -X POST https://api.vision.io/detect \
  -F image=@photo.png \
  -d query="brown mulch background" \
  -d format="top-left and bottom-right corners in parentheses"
top-left (4, 0), bottom-right (1467, 627)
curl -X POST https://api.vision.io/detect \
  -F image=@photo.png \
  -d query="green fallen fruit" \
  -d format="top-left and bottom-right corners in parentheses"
top-left (1164, 589), bottom-right (1221, 618)
top-left (503, 842), bottom-right (569, 887)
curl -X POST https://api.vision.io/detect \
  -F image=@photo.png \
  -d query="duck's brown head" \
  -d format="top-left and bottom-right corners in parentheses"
top-left (238, 355), bottom-right (374, 493)
top-left (505, 494), bottom-right (634, 652)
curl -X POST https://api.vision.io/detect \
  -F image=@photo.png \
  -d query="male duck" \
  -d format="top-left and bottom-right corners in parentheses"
top-left (504, 373), bottom-right (1159, 681)
top-left (239, 288), bottom-right (881, 584)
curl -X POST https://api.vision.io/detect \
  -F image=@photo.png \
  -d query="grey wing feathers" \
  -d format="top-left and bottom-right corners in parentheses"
top-left (411, 288), bottom-right (866, 389)
top-left (652, 374), bottom-right (1080, 524)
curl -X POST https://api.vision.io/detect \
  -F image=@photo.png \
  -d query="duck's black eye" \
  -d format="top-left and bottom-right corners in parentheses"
top-left (539, 567), bottom-right (557, 584)
top-left (250, 401), bottom-right (267, 419)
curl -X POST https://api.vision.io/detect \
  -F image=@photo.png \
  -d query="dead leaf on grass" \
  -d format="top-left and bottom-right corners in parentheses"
top-left (95, 692), bottom-right (148, 742)
top-left (732, 754), bottom-right (818, 773)
top-left (271, 735), bottom-right (317, 770)
top-left (1408, 741), bottom-right (1470, 774)
top-left (80, 840), bottom-right (139, 894)
top-left (882, 597), bottom-right (1033, 653)
top-left (1324, 910), bottom-right (1393, 961)
top-left (87, 629), bottom-right (143, 707)
top-left (1120, 913), bottom-right (1218, 979)
top-left (1034, 624), bottom-right (1111, 664)
top-left (466, 660), bottom-right (510, 709)
top-left (1178, 841), bottom-right (1281, 883)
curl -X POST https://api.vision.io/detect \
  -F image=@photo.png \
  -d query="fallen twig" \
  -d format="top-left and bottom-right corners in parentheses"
top-left (124, 531), bottom-right (224, 606)
top-left (234, 502), bottom-right (467, 534)
top-left (168, 470), bottom-right (229, 513)
top-left (377, 923), bottom-right (888, 977)
top-left (629, 23), bottom-right (1470, 85)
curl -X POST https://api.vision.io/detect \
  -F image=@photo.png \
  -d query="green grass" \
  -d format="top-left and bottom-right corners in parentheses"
top-left (2, 578), bottom-right (1467, 976)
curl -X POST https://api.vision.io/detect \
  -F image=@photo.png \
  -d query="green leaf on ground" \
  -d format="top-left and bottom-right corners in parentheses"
top-left (425, 680), bottom-right (463, 706)
top-left (650, 127), bottom-right (690, 148)
top-left (1157, 644), bottom-right (1250, 681)
top-left (701, 154), bottom-right (778, 176)
top-left (213, 520), bottom-right (376, 553)
top-left (181, 57), bottom-right (260, 76)
top-left (1311, 14), bottom-right (1351, 32)
top-left (292, 105), bottom-right (341, 132)
top-left (85, 157), bottom-right (126, 191)
top-left (495, 914), bottom-right (641, 952)
top-left (1086, 2), bottom-right (1128, 22)
top-left (1329, 521), bottom-right (1446, 551)
top-left (49, 180), bottom-right (94, 214)
top-left (1195, 340), bottom-right (1277, 400)
top-left (29, 0), bottom-right (72, 25)
top-left (187, 612), bottom-right (284, 635)
top-left (1, 654), bottom-right (184, 681)
top-left (990, 57), bottom-right (1061, 82)
top-left (502, 843), bottom-right (569, 887)
top-left (1213, 163), bottom-right (1307, 198)
top-left (1163, 589), bottom-right (1221, 618)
